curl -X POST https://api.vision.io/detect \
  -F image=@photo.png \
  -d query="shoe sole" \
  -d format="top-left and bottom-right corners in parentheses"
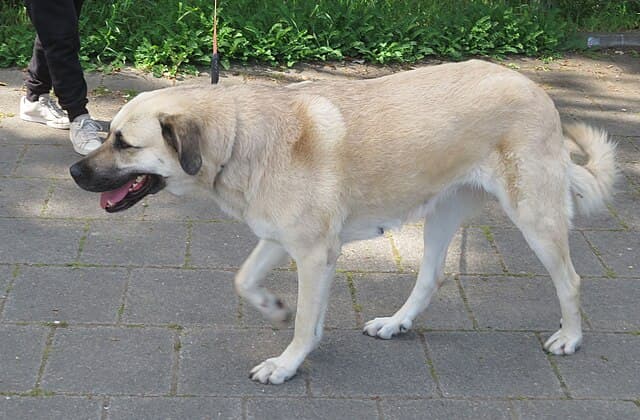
top-left (20, 114), bottom-right (70, 130)
top-left (71, 140), bottom-right (102, 156)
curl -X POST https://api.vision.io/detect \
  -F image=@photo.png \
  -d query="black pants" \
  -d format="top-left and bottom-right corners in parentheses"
top-left (24, 0), bottom-right (88, 121)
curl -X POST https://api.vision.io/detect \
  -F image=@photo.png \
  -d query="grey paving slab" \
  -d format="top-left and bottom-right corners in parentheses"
top-left (381, 399), bottom-right (513, 420)
top-left (84, 71), bottom-right (105, 93)
top-left (620, 170), bottom-right (640, 190)
top-left (246, 397), bottom-right (379, 420)
top-left (492, 228), bottom-right (606, 277)
top-left (0, 264), bottom-right (13, 297)
top-left (586, 86), bottom-right (640, 114)
top-left (337, 235), bottom-right (398, 272)
top-left (179, 328), bottom-right (306, 396)
top-left (461, 276), bottom-right (560, 331)
top-left (87, 95), bottom-right (128, 124)
top-left (45, 179), bottom-right (145, 220)
top-left (582, 278), bottom-right (640, 331)
top-left (124, 268), bottom-right (239, 326)
top-left (0, 54), bottom-right (639, 414)
top-left (615, 136), bottom-right (640, 165)
top-left (513, 400), bottom-right (640, 420)
top-left (108, 397), bottom-right (241, 420)
top-left (3, 266), bottom-right (127, 323)
top-left (573, 209), bottom-right (626, 231)
top-left (79, 220), bottom-right (187, 267)
top-left (573, 196), bottom-right (626, 230)
top-left (0, 178), bottom-right (50, 217)
top-left (307, 330), bottom-right (436, 397)
top-left (610, 190), bottom-right (640, 231)
top-left (583, 231), bottom-right (640, 277)
top-left (13, 144), bottom-right (79, 179)
top-left (353, 272), bottom-right (473, 330)
top-left (142, 192), bottom-right (231, 221)
top-left (553, 333), bottom-right (640, 399)
top-left (41, 327), bottom-right (174, 394)
top-left (0, 397), bottom-right (102, 420)
top-left (620, 139), bottom-right (640, 188)
top-left (189, 222), bottom-right (258, 269)
top-left (562, 106), bottom-right (639, 137)
top-left (623, 172), bottom-right (640, 191)
top-left (545, 90), bottom-right (593, 114)
top-left (241, 271), bottom-right (357, 329)
top-left (0, 219), bottom-right (84, 264)
top-left (0, 144), bottom-right (22, 176)
top-left (0, 325), bottom-right (49, 392)
top-left (99, 68), bottom-right (173, 93)
top-left (0, 67), bottom-right (26, 87)
top-left (392, 225), bottom-right (505, 275)
top-left (0, 116), bottom-right (69, 147)
top-left (426, 332), bottom-right (563, 398)
top-left (611, 156), bottom-right (640, 190)
top-left (466, 197), bottom-right (512, 227)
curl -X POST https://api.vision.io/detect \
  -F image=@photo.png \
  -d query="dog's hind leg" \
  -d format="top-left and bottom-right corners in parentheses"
top-left (503, 198), bottom-right (583, 355)
top-left (235, 239), bottom-right (291, 325)
top-left (493, 144), bottom-right (583, 354)
top-left (364, 188), bottom-right (483, 339)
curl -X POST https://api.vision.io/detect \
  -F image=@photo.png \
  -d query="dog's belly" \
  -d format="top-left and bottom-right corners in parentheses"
top-left (339, 179), bottom-right (472, 244)
top-left (340, 197), bottom-right (436, 243)
top-left (340, 216), bottom-right (404, 243)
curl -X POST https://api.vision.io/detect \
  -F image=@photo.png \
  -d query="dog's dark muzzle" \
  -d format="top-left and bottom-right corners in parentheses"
top-left (70, 158), bottom-right (166, 213)
top-left (69, 159), bottom-right (130, 192)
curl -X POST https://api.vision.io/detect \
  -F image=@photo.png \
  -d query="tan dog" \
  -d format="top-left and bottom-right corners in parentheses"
top-left (70, 59), bottom-right (617, 384)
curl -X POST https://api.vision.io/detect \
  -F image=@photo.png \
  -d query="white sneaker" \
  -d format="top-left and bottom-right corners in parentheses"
top-left (70, 114), bottom-right (103, 155)
top-left (20, 94), bottom-right (70, 129)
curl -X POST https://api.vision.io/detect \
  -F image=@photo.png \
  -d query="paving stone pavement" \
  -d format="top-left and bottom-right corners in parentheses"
top-left (0, 51), bottom-right (639, 419)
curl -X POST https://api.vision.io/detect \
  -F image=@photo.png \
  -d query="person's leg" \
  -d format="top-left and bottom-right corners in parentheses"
top-left (24, 0), bottom-right (89, 121)
top-left (21, 1), bottom-right (69, 128)
top-left (24, 34), bottom-right (51, 102)
top-left (23, 0), bottom-right (101, 154)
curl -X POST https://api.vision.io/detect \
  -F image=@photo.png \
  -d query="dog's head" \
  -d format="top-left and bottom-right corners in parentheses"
top-left (69, 90), bottom-right (207, 213)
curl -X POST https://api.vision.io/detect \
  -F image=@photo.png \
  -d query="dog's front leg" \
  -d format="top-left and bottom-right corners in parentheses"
top-left (235, 239), bottom-right (291, 325)
top-left (250, 244), bottom-right (338, 384)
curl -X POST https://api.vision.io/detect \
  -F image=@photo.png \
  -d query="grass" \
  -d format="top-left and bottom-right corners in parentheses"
top-left (0, 1), bottom-right (638, 75)
top-left (42, 321), bottom-right (69, 328)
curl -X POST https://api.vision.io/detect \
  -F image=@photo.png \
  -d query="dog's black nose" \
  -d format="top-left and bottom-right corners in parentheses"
top-left (69, 161), bottom-right (84, 182)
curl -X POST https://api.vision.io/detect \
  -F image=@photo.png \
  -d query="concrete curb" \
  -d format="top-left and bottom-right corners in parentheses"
top-left (583, 31), bottom-right (640, 48)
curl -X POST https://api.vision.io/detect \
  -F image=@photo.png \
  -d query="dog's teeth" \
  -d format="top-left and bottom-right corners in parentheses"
top-left (136, 175), bottom-right (144, 183)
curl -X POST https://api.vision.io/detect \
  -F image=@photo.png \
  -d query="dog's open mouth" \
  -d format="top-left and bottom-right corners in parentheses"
top-left (100, 174), bottom-right (165, 213)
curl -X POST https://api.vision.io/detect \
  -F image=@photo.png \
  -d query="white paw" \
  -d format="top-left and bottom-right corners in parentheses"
top-left (250, 356), bottom-right (297, 384)
top-left (363, 316), bottom-right (412, 339)
top-left (258, 295), bottom-right (292, 327)
top-left (544, 329), bottom-right (582, 355)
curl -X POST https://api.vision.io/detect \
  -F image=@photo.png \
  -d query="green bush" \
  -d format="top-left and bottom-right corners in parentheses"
top-left (1, 0), bottom-right (638, 73)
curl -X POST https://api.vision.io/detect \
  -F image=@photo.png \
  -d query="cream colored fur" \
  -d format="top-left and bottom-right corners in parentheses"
top-left (85, 59), bottom-right (617, 384)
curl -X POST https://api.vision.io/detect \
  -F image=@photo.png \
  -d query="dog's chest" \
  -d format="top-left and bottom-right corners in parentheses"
top-left (246, 218), bottom-right (281, 242)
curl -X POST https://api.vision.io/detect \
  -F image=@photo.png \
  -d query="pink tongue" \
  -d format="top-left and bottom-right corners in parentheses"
top-left (100, 179), bottom-right (136, 209)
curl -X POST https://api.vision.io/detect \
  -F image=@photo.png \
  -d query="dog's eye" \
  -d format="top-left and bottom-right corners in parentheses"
top-left (114, 132), bottom-right (136, 150)
top-left (116, 139), bottom-right (133, 149)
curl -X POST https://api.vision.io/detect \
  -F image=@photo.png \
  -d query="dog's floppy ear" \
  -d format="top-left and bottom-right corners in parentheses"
top-left (159, 113), bottom-right (203, 175)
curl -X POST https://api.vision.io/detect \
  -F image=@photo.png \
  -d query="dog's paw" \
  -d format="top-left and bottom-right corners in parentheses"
top-left (261, 296), bottom-right (292, 328)
top-left (250, 356), bottom-right (297, 384)
top-left (363, 316), bottom-right (412, 339)
top-left (544, 329), bottom-right (582, 355)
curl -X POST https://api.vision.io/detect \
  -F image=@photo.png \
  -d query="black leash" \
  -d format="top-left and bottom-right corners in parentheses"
top-left (211, 0), bottom-right (219, 84)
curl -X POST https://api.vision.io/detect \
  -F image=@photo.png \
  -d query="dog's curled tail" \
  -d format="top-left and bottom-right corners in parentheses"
top-left (564, 123), bottom-right (618, 215)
